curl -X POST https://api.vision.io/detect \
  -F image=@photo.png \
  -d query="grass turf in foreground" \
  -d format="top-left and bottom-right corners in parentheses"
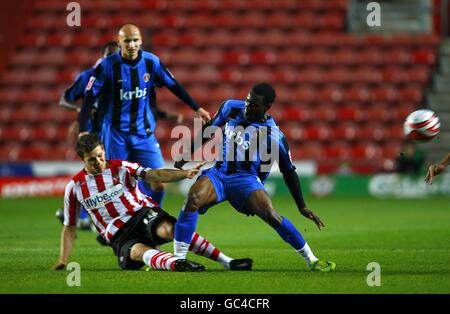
top-left (0, 196), bottom-right (449, 293)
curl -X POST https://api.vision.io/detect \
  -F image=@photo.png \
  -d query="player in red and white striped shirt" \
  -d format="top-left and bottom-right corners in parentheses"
top-left (52, 134), bottom-right (252, 272)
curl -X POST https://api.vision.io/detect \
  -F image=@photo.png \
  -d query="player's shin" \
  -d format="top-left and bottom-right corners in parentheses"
top-left (189, 232), bottom-right (232, 268)
top-left (143, 249), bottom-right (178, 270)
top-left (274, 216), bottom-right (318, 266)
top-left (173, 210), bottom-right (199, 259)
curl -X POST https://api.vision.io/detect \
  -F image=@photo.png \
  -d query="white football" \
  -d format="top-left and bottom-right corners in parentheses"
top-left (403, 109), bottom-right (440, 142)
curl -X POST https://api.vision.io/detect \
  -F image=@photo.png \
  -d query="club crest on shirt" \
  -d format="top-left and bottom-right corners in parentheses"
top-left (86, 76), bottom-right (96, 91)
top-left (143, 73), bottom-right (151, 82)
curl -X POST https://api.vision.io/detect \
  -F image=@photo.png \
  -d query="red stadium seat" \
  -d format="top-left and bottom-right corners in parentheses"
top-left (381, 67), bottom-right (406, 84)
top-left (304, 123), bottom-right (331, 141)
top-left (384, 124), bottom-right (405, 141)
top-left (291, 86), bottom-right (315, 103)
top-left (406, 66), bottom-right (431, 84)
top-left (291, 142), bottom-right (323, 160)
top-left (358, 123), bottom-right (386, 141)
top-left (412, 49), bottom-right (436, 65)
top-left (312, 104), bottom-right (337, 122)
top-left (336, 105), bottom-right (365, 121)
top-left (386, 49), bottom-right (412, 65)
top-left (392, 103), bottom-right (418, 121)
top-left (371, 86), bottom-right (398, 103)
top-left (350, 142), bottom-right (382, 160)
top-left (282, 122), bottom-right (306, 143)
top-left (323, 142), bottom-right (350, 160)
top-left (317, 86), bottom-right (343, 103)
top-left (398, 87), bottom-right (423, 103)
top-left (283, 106), bottom-right (310, 122)
top-left (330, 122), bottom-right (358, 141)
top-left (365, 104), bottom-right (391, 122)
top-left (342, 85), bottom-right (372, 103)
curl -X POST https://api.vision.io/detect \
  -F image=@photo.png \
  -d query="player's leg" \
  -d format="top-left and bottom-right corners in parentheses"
top-left (111, 210), bottom-right (204, 272)
top-left (173, 172), bottom-right (223, 259)
top-left (154, 218), bottom-right (252, 270)
top-left (129, 243), bottom-right (204, 272)
top-left (244, 190), bottom-right (335, 272)
top-left (130, 134), bottom-right (166, 205)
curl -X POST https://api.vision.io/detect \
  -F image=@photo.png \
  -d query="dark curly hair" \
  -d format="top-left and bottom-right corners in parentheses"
top-left (76, 134), bottom-right (103, 159)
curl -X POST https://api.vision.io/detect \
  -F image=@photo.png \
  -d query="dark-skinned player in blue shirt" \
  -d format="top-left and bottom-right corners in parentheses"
top-left (173, 83), bottom-right (336, 272)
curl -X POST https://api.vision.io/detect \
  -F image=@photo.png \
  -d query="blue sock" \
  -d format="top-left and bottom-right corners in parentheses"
top-left (174, 210), bottom-right (198, 244)
top-left (79, 206), bottom-right (89, 219)
top-left (138, 181), bottom-right (165, 206)
top-left (274, 216), bottom-right (306, 250)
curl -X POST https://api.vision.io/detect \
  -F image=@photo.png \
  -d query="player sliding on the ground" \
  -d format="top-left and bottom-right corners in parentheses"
top-left (173, 83), bottom-right (336, 272)
top-left (52, 134), bottom-right (252, 272)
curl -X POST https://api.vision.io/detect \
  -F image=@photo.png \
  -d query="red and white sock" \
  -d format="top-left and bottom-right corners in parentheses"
top-left (143, 249), bottom-right (177, 271)
top-left (189, 232), bottom-right (232, 269)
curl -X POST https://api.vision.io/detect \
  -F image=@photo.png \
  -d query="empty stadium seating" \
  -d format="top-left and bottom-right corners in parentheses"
top-left (0, 0), bottom-right (440, 173)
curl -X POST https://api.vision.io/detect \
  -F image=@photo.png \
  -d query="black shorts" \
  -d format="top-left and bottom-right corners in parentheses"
top-left (109, 207), bottom-right (177, 270)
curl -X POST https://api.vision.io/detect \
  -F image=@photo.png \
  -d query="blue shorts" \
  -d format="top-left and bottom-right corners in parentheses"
top-left (102, 125), bottom-right (165, 169)
top-left (198, 167), bottom-right (266, 215)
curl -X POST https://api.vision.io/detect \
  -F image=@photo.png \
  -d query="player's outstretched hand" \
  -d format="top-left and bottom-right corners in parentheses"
top-left (196, 107), bottom-right (211, 124)
top-left (425, 164), bottom-right (443, 184)
top-left (51, 262), bottom-right (66, 271)
top-left (300, 207), bottom-right (325, 230)
top-left (185, 161), bottom-right (207, 179)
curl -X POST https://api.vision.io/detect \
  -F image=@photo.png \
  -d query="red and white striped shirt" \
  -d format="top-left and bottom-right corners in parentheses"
top-left (63, 160), bottom-right (157, 240)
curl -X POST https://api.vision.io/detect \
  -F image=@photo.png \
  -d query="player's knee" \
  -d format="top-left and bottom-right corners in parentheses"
top-left (185, 190), bottom-right (205, 212)
top-left (155, 219), bottom-right (173, 241)
top-left (130, 243), bottom-right (146, 261)
top-left (256, 207), bottom-right (282, 228)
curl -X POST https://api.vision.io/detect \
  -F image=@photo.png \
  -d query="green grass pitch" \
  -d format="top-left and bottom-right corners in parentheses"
top-left (0, 195), bottom-right (449, 294)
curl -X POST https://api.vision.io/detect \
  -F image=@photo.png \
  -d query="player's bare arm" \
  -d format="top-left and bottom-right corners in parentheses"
top-left (59, 95), bottom-right (80, 112)
top-left (52, 225), bottom-right (77, 270)
top-left (425, 152), bottom-right (450, 184)
top-left (144, 162), bottom-right (206, 184)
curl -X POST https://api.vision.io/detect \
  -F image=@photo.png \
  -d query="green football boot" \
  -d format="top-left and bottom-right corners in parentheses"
top-left (310, 260), bottom-right (336, 272)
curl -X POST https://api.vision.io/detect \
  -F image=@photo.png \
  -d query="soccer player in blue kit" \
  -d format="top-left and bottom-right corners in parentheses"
top-left (78, 24), bottom-right (211, 206)
top-left (173, 83), bottom-right (336, 272)
top-left (56, 41), bottom-right (120, 229)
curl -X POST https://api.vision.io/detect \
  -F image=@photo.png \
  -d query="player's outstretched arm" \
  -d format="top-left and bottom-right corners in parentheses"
top-left (144, 162), bottom-right (206, 183)
top-left (425, 152), bottom-right (450, 184)
top-left (51, 225), bottom-right (77, 270)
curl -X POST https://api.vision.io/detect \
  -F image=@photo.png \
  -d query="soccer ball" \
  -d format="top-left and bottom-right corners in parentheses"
top-left (403, 109), bottom-right (440, 142)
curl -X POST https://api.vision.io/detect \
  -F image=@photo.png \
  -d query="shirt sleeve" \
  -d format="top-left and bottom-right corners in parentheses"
top-left (64, 73), bottom-right (88, 101)
top-left (63, 180), bottom-right (80, 226)
top-left (120, 160), bottom-right (149, 181)
top-left (209, 101), bottom-right (231, 127)
top-left (154, 58), bottom-right (177, 88)
top-left (85, 63), bottom-right (107, 98)
top-left (277, 130), bottom-right (296, 173)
